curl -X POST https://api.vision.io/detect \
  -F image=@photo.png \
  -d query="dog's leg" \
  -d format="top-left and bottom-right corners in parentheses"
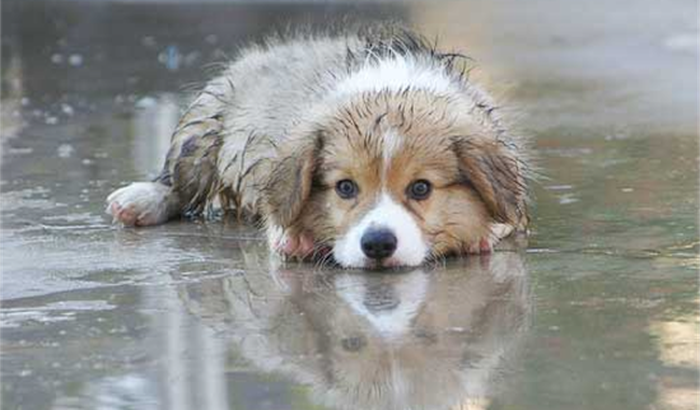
top-left (107, 87), bottom-right (226, 226)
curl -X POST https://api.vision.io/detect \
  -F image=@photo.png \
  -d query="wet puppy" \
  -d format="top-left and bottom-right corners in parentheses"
top-left (107, 26), bottom-right (530, 268)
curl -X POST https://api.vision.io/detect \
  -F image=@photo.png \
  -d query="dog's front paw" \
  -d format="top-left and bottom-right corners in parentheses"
top-left (106, 182), bottom-right (172, 227)
top-left (268, 227), bottom-right (330, 261)
top-left (277, 231), bottom-right (316, 260)
top-left (467, 238), bottom-right (495, 254)
top-left (467, 223), bottom-right (515, 254)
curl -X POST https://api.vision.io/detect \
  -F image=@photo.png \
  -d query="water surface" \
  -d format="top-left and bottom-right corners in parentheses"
top-left (1, 1), bottom-right (698, 409)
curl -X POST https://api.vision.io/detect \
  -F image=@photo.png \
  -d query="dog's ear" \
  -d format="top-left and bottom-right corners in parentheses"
top-left (263, 133), bottom-right (324, 228)
top-left (451, 136), bottom-right (527, 226)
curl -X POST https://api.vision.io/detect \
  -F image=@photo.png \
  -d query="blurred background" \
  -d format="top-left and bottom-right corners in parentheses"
top-left (1, 1), bottom-right (698, 410)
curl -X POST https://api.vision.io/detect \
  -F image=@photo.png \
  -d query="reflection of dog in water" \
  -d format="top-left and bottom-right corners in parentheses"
top-left (180, 251), bottom-right (531, 410)
top-left (107, 24), bottom-right (530, 269)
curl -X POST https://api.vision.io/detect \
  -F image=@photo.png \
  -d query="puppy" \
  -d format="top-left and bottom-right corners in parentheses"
top-left (106, 25), bottom-right (530, 268)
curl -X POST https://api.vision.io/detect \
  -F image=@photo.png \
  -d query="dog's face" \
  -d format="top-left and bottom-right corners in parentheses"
top-left (264, 91), bottom-right (526, 268)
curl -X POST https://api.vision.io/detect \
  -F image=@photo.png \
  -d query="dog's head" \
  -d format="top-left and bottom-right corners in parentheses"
top-left (263, 90), bottom-right (527, 268)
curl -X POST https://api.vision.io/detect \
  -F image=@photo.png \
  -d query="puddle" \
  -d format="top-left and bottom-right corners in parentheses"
top-left (1, 0), bottom-right (698, 409)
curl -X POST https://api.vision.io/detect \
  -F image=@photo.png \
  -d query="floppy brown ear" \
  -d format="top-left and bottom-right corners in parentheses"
top-left (263, 134), bottom-right (324, 228)
top-left (451, 137), bottom-right (527, 226)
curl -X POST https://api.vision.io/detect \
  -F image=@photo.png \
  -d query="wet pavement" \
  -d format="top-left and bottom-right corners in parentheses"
top-left (1, 1), bottom-right (698, 409)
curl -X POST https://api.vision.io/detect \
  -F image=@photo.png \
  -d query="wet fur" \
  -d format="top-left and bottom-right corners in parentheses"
top-left (267, 91), bottom-right (528, 259)
top-left (107, 25), bottom-right (530, 265)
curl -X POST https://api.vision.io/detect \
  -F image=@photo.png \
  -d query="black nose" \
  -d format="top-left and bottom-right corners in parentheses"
top-left (361, 228), bottom-right (397, 260)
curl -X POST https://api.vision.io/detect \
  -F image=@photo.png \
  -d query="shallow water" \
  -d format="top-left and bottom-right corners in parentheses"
top-left (1, 1), bottom-right (698, 409)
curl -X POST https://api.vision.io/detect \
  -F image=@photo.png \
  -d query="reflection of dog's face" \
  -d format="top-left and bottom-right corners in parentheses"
top-left (181, 253), bottom-right (529, 410)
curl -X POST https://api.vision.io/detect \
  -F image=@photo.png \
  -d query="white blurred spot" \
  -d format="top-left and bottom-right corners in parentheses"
top-left (57, 144), bottom-right (75, 158)
top-left (61, 103), bottom-right (74, 116)
top-left (68, 54), bottom-right (83, 66)
top-left (664, 33), bottom-right (698, 52)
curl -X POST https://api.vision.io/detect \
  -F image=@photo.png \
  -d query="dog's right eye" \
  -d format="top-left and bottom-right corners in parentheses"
top-left (335, 179), bottom-right (358, 199)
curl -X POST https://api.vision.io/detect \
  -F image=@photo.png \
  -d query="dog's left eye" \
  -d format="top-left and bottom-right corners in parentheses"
top-left (407, 179), bottom-right (432, 200)
top-left (336, 179), bottom-right (359, 199)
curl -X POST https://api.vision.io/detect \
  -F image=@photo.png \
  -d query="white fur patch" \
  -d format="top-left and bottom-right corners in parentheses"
top-left (333, 193), bottom-right (428, 268)
top-left (382, 129), bottom-right (403, 179)
top-left (334, 57), bottom-right (455, 97)
top-left (490, 223), bottom-right (514, 242)
top-left (266, 223), bottom-right (285, 252)
top-left (382, 129), bottom-right (403, 162)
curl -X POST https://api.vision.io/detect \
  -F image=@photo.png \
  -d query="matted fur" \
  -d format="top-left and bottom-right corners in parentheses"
top-left (106, 24), bottom-right (531, 267)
